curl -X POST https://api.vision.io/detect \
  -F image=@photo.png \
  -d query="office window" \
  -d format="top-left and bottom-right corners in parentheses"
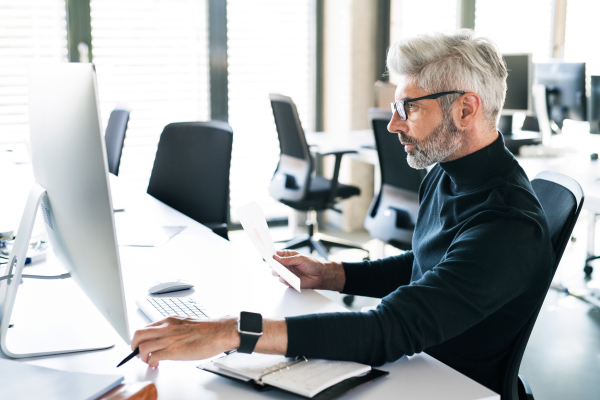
top-left (388, 0), bottom-right (459, 84)
top-left (0, 0), bottom-right (68, 144)
top-left (90, 0), bottom-right (210, 192)
top-left (564, 0), bottom-right (600, 83)
top-left (389, 0), bottom-right (459, 43)
top-left (474, 0), bottom-right (553, 62)
top-left (227, 0), bottom-right (316, 222)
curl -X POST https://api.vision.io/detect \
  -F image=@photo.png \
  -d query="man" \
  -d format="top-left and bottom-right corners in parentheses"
top-left (132, 29), bottom-right (553, 394)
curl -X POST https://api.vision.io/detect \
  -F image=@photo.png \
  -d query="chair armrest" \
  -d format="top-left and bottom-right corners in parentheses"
top-left (320, 150), bottom-right (357, 205)
top-left (204, 222), bottom-right (229, 240)
top-left (319, 148), bottom-right (358, 156)
top-left (518, 375), bottom-right (535, 400)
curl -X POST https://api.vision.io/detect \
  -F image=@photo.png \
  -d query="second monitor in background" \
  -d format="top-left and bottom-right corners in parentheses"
top-left (535, 61), bottom-right (587, 131)
top-left (499, 53), bottom-right (540, 153)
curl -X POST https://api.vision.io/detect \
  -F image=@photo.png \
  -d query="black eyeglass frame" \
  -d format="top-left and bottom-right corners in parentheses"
top-left (391, 90), bottom-right (466, 121)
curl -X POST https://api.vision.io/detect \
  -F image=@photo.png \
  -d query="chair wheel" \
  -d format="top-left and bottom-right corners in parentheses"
top-left (342, 295), bottom-right (355, 306)
top-left (584, 264), bottom-right (594, 277)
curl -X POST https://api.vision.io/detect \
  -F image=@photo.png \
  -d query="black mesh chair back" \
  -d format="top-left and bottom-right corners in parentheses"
top-left (268, 94), bottom-right (312, 203)
top-left (104, 108), bottom-right (130, 175)
top-left (364, 108), bottom-right (427, 249)
top-left (267, 94), bottom-right (366, 260)
top-left (147, 121), bottom-right (233, 240)
top-left (502, 171), bottom-right (584, 400)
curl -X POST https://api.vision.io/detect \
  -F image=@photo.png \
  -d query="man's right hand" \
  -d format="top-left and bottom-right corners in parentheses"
top-left (273, 250), bottom-right (345, 292)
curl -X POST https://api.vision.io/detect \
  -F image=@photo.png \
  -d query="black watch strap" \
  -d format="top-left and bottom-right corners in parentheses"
top-left (238, 331), bottom-right (261, 354)
top-left (238, 311), bottom-right (263, 354)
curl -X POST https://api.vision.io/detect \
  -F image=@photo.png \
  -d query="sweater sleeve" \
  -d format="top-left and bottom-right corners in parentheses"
top-left (285, 216), bottom-right (552, 366)
top-left (341, 251), bottom-right (414, 298)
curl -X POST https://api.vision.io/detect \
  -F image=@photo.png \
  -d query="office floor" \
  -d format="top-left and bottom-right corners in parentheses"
top-left (229, 211), bottom-right (600, 400)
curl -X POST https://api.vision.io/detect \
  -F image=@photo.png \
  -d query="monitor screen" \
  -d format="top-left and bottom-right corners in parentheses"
top-left (502, 54), bottom-right (533, 115)
top-left (534, 61), bottom-right (587, 127)
top-left (590, 75), bottom-right (600, 134)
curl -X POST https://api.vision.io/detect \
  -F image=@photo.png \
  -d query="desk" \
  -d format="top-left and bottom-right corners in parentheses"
top-left (0, 146), bottom-right (498, 400)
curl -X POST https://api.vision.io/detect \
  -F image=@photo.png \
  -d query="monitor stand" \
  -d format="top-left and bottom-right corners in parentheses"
top-left (498, 115), bottom-right (542, 154)
top-left (0, 184), bottom-right (114, 358)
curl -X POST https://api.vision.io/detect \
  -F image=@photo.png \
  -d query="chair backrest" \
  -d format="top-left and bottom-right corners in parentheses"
top-left (268, 94), bottom-right (312, 202)
top-left (370, 108), bottom-right (426, 191)
top-left (147, 121), bottom-right (233, 235)
top-left (502, 171), bottom-right (584, 400)
top-left (364, 108), bottom-right (426, 248)
top-left (104, 108), bottom-right (130, 175)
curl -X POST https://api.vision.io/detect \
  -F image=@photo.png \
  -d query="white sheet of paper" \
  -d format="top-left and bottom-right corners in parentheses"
top-left (235, 202), bottom-right (301, 292)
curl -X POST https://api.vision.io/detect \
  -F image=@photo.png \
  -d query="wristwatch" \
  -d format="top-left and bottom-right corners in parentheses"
top-left (237, 311), bottom-right (263, 353)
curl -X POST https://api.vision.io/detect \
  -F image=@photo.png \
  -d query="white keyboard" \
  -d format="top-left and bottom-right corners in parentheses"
top-left (136, 297), bottom-right (210, 323)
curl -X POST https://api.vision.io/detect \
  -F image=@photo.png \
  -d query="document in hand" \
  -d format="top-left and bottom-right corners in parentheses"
top-left (235, 202), bottom-right (302, 292)
top-left (198, 352), bottom-right (388, 399)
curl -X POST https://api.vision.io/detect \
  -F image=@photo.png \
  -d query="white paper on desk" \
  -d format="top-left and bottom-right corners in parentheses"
top-left (235, 202), bottom-right (301, 292)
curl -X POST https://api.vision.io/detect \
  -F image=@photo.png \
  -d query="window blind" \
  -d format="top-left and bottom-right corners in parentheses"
top-left (474, 0), bottom-right (553, 62)
top-left (90, 0), bottom-right (210, 192)
top-left (0, 0), bottom-right (68, 144)
top-left (227, 0), bottom-right (316, 222)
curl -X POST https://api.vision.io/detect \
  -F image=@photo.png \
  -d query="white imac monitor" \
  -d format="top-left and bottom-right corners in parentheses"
top-left (0, 63), bottom-right (130, 358)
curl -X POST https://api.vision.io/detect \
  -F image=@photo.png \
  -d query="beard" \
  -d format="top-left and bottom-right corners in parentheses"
top-left (399, 111), bottom-right (463, 169)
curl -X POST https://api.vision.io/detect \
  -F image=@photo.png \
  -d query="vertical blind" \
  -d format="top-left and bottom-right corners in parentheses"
top-left (474, 0), bottom-right (553, 62)
top-left (227, 0), bottom-right (316, 222)
top-left (0, 0), bottom-right (68, 144)
top-left (90, 0), bottom-right (210, 192)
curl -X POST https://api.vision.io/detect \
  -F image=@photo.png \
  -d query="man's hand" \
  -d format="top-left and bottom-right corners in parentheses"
top-left (131, 316), bottom-right (238, 368)
top-left (273, 250), bottom-right (345, 292)
top-left (131, 316), bottom-right (288, 368)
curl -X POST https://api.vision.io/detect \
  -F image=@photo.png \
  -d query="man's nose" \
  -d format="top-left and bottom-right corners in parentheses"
top-left (387, 111), bottom-right (407, 134)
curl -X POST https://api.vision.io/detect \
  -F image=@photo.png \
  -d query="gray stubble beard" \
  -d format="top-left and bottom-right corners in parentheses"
top-left (399, 111), bottom-right (464, 169)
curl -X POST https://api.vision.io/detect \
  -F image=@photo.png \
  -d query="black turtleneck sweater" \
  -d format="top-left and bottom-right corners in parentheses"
top-left (284, 135), bottom-right (554, 394)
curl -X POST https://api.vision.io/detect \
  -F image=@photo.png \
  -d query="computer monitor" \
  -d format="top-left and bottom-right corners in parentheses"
top-left (589, 75), bottom-right (600, 134)
top-left (535, 61), bottom-right (587, 129)
top-left (497, 54), bottom-right (534, 136)
top-left (0, 63), bottom-right (130, 358)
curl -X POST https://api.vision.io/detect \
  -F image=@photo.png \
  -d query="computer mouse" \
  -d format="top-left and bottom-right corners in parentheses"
top-left (148, 280), bottom-right (195, 295)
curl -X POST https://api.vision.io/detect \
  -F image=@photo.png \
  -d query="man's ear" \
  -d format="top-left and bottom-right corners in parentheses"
top-left (455, 93), bottom-right (481, 128)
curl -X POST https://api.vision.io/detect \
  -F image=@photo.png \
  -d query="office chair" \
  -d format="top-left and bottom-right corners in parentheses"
top-left (104, 108), bottom-right (130, 175)
top-left (364, 108), bottom-right (426, 250)
top-left (268, 93), bottom-right (368, 260)
top-left (147, 121), bottom-right (233, 240)
top-left (502, 171), bottom-right (583, 400)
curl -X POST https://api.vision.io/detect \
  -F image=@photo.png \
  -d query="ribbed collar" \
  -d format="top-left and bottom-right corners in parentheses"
top-left (439, 133), bottom-right (515, 186)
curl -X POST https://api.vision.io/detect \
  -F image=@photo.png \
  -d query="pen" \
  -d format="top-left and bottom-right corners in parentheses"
top-left (117, 348), bottom-right (236, 368)
top-left (117, 347), bottom-right (139, 368)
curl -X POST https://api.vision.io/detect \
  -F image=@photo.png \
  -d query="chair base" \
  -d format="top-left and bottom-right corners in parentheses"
top-left (282, 233), bottom-right (369, 261)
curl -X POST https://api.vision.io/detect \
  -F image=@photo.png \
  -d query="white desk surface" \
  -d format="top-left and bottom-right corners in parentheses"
top-left (0, 148), bottom-right (498, 400)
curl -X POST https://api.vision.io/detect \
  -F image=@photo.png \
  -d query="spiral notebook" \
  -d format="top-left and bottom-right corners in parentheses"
top-left (198, 352), bottom-right (388, 399)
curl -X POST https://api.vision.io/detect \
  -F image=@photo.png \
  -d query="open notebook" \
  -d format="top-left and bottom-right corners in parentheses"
top-left (198, 352), bottom-right (388, 399)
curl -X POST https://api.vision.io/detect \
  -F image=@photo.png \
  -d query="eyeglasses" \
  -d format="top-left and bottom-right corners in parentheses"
top-left (391, 91), bottom-right (466, 121)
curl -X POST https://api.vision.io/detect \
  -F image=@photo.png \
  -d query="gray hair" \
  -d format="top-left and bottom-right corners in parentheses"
top-left (387, 29), bottom-right (507, 127)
